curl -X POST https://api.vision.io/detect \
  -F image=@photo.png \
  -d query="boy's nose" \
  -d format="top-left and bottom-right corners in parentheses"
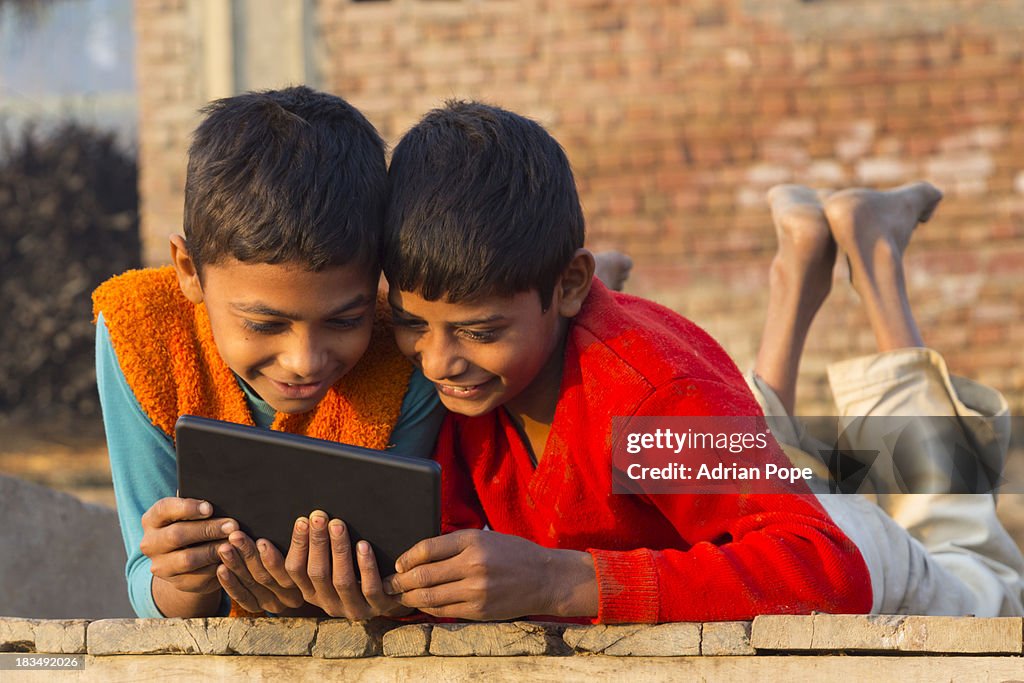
top-left (278, 334), bottom-right (329, 380)
top-left (418, 332), bottom-right (468, 381)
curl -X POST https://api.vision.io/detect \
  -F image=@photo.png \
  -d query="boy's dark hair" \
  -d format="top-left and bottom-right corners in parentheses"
top-left (382, 100), bottom-right (585, 307)
top-left (184, 86), bottom-right (386, 273)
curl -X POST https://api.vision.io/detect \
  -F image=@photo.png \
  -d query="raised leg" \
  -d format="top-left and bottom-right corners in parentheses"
top-left (753, 185), bottom-right (837, 415)
top-left (824, 181), bottom-right (943, 352)
top-left (823, 182), bottom-right (1024, 616)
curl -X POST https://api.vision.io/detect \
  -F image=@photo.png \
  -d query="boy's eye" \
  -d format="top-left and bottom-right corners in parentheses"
top-left (392, 315), bottom-right (426, 330)
top-left (460, 328), bottom-right (497, 342)
top-left (242, 320), bottom-right (284, 334)
top-left (327, 315), bottom-right (364, 330)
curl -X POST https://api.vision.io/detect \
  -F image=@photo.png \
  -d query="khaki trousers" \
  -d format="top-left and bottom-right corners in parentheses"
top-left (749, 348), bottom-right (1024, 616)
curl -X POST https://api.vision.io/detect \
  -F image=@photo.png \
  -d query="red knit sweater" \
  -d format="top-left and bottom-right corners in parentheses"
top-left (435, 281), bottom-right (872, 623)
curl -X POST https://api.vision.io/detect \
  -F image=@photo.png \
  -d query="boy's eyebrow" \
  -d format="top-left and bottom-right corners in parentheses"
top-left (448, 314), bottom-right (506, 326)
top-left (230, 294), bottom-right (371, 320)
top-left (391, 302), bottom-right (506, 327)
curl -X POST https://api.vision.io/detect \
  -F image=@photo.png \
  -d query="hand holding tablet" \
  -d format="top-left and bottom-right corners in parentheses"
top-left (174, 415), bottom-right (441, 616)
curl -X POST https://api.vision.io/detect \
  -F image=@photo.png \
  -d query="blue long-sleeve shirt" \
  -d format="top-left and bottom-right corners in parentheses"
top-left (95, 313), bottom-right (444, 617)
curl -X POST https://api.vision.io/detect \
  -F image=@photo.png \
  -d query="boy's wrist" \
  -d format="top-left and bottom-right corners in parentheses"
top-left (545, 549), bottom-right (598, 618)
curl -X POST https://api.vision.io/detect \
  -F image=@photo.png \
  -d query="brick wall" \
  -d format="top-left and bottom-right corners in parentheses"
top-left (134, 0), bottom-right (206, 267)
top-left (136, 0), bottom-right (1024, 414)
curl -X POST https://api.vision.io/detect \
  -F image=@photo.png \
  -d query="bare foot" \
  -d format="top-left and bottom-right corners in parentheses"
top-left (766, 184), bottom-right (837, 307)
top-left (594, 250), bottom-right (633, 291)
top-left (825, 181), bottom-right (942, 271)
top-left (754, 185), bottom-right (838, 415)
top-left (824, 181), bottom-right (942, 351)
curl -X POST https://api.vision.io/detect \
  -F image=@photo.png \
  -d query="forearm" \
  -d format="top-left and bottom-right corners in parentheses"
top-left (98, 316), bottom-right (184, 616)
top-left (152, 577), bottom-right (224, 618)
top-left (126, 557), bottom-right (165, 618)
top-left (588, 507), bottom-right (872, 623)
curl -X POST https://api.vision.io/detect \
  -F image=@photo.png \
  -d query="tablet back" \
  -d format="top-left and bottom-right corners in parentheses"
top-left (175, 415), bottom-right (441, 574)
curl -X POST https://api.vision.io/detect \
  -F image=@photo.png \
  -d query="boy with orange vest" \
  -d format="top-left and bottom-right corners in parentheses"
top-left (93, 87), bottom-right (443, 618)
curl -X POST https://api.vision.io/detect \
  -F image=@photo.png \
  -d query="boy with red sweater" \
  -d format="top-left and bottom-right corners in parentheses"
top-left (378, 101), bottom-right (871, 623)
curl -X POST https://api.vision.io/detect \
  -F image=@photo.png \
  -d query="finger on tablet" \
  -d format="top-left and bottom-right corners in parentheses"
top-left (145, 497), bottom-right (215, 527)
top-left (329, 521), bottom-right (357, 592)
top-left (395, 580), bottom-right (465, 612)
top-left (153, 540), bottom-right (222, 577)
top-left (231, 532), bottom-right (270, 581)
top-left (218, 542), bottom-right (251, 581)
top-left (218, 564), bottom-right (261, 614)
top-left (284, 517), bottom-right (315, 597)
top-left (258, 539), bottom-right (296, 588)
top-left (329, 520), bottom-right (370, 619)
top-left (306, 511), bottom-right (332, 582)
top-left (356, 540), bottom-right (403, 615)
top-left (221, 539), bottom-right (289, 612)
top-left (386, 556), bottom-right (462, 595)
top-left (395, 531), bottom-right (468, 572)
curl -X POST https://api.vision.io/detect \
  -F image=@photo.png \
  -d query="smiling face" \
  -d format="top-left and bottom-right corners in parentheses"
top-left (171, 237), bottom-right (378, 414)
top-left (387, 250), bottom-right (595, 422)
top-left (389, 288), bottom-right (566, 420)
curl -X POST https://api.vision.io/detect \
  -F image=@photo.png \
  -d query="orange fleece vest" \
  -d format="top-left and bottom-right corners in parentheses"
top-left (94, 267), bottom-right (414, 618)
top-left (92, 266), bottom-right (412, 446)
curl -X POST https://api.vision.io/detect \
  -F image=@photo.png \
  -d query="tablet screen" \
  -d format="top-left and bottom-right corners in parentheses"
top-left (175, 415), bottom-right (441, 573)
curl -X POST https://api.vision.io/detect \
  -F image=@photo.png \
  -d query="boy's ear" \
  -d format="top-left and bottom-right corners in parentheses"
top-left (556, 248), bottom-right (595, 318)
top-left (169, 234), bottom-right (205, 304)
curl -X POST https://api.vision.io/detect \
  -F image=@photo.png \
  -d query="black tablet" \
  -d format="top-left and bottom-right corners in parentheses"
top-left (175, 414), bottom-right (441, 573)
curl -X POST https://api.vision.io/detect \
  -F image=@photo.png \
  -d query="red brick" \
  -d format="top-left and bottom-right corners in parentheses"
top-left (825, 44), bottom-right (859, 71)
top-left (959, 36), bottom-right (994, 58)
top-left (132, 1), bottom-right (1024, 415)
top-left (758, 92), bottom-right (792, 117)
top-left (924, 37), bottom-right (956, 66)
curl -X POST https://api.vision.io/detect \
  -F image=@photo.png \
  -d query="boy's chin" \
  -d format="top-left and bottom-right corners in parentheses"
top-left (437, 393), bottom-right (502, 418)
top-left (266, 398), bottom-right (322, 415)
top-left (263, 387), bottom-right (333, 415)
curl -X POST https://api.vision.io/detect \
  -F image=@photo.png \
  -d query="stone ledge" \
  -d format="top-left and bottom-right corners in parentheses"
top-left (382, 624), bottom-right (432, 657)
top-left (87, 618), bottom-right (317, 656)
top-left (0, 618), bottom-right (88, 654)
top-left (13, 654), bottom-right (1024, 683)
top-left (3, 615), bottom-right (1022, 658)
top-left (701, 621), bottom-right (755, 656)
top-left (751, 615), bottom-right (1024, 654)
top-left (563, 623), bottom-right (700, 656)
top-left (429, 622), bottom-right (569, 656)
top-left (312, 619), bottom-right (393, 658)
